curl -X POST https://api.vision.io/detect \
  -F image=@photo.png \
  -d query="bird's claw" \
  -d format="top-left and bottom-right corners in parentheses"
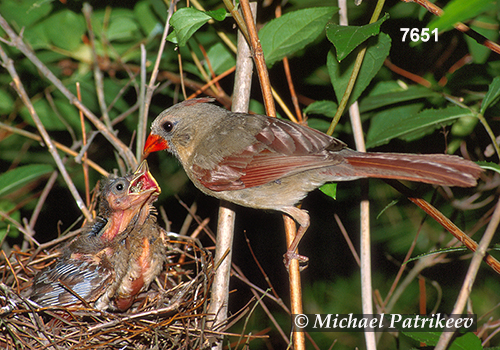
top-left (283, 251), bottom-right (309, 272)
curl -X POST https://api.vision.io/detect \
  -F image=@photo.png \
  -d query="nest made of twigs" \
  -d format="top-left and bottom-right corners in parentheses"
top-left (0, 231), bottom-right (214, 350)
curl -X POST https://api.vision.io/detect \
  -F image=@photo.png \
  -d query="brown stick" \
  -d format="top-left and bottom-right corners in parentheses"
top-left (0, 14), bottom-right (137, 169)
top-left (402, 0), bottom-right (500, 55)
top-left (386, 180), bottom-right (500, 274)
top-left (207, 3), bottom-right (256, 350)
top-left (275, 5), bottom-right (302, 123)
top-left (238, 2), bottom-right (305, 349)
top-left (239, 0), bottom-right (276, 117)
top-left (0, 46), bottom-right (92, 221)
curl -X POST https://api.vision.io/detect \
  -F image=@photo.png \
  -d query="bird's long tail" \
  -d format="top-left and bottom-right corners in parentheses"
top-left (336, 150), bottom-right (483, 187)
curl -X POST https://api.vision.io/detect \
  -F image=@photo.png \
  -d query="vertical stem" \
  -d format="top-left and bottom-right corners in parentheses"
top-left (223, 2), bottom-right (305, 349)
top-left (209, 201), bottom-right (235, 344)
top-left (435, 198), bottom-right (500, 350)
top-left (338, 1), bottom-right (376, 349)
top-left (208, 3), bottom-right (255, 350)
top-left (137, 44), bottom-right (147, 161)
top-left (239, 0), bottom-right (275, 116)
top-left (327, 0), bottom-right (385, 136)
top-left (284, 215), bottom-right (305, 350)
top-left (141, 0), bottom-right (178, 154)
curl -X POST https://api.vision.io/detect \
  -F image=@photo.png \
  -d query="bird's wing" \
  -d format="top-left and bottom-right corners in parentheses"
top-left (192, 118), bottom-right (347, 191)
top-left (30, 259), bottom-right (113, 307)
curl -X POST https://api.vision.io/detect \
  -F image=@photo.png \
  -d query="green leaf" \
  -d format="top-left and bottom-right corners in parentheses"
top-left (403, 332), bottom-right (441, 345)
top-left (304, 100), bottom-right (338, 118)
top-left (0, 89), bottom-right (15, 114)
top-left (481, 76), bottom-right (500, 114)
top-left (206, 42), bottom-right (235, 75)
top-left (376, 199), bottom-right (399, 220)
top-left (205, 8), bottom-right (227, 21)
top-left (403, 331), bottom-right (482, 350)
top-left (0, 0), bottom-right (52, 28)
top-left (465, 15), bottom-right (499, 64)
top-left (328, 33), bottom-right (391, 108)
top-left (449, 332), bottom-right (482, 350)
top-left (319, 183), bottom-right (337, 199)
top-left (134, 1), bottom-right (161, 36)
top-left (20, 99), bottom-right (66, 131)
top-left (106, 15), bottom-right (139, 41)
top-left (406, 246), bottom-right (468, 264)
top-left (24, 20), bottom-right (51, 50)
top-left (0, 200), bottom-right (20, 240)
top-left (359, 85), bottom-right (438, 113)
top-left (0, 164), bottom-right (53, 197)
top-left (326, 13), bottom-right (389, 61)
top-left (43, 10), bottom-right (86, 51)
top-left (477, 161), bottom-right (500, 175)
top-left (450, 115), bottom-right (479, 137)
top-left (169, 7), bottom-right (212, 47)
top-left (306, 118), bottom-right (332, 133)
top-left (260, 6), bottom-right (338, 67)
top-left (428, 0), bottom-right (495, 33)
top-left (366, 105), bottom-right (473, 148)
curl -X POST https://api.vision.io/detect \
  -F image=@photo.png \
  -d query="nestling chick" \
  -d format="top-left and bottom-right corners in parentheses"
top-left (29, 161), bottom-right (166, 311)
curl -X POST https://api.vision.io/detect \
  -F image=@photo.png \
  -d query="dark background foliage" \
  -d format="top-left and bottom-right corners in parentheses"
top-left (1, 0), bottom-right (499, 348)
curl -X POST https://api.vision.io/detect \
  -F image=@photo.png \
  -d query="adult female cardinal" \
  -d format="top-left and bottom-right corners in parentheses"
top-left (143, 98), bottom-right (483, 264)
top-left (29, 161), bottom-right (167, 311)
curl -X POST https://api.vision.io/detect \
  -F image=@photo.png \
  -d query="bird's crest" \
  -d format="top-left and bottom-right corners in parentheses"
top-left (179, 97), bottom-right (216, 106)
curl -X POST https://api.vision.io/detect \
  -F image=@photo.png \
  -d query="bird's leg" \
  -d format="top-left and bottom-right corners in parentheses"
top-left (282, 207), bottom-right (310, 271)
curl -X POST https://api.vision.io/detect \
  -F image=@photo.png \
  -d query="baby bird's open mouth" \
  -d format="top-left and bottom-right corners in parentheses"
top-left (129, 160), bottom-right (161, 195)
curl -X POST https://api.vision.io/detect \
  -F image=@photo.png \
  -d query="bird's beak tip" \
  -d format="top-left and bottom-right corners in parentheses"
top-left (136, 159), bottom-right (149, 173)
top-left (143, 134), bottom-right (169, 158)
top-left (130, 160), bottom-right (161, 195)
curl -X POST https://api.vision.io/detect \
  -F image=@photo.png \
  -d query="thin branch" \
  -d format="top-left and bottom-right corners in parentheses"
top-left (0, 122), bottom-right (109, 176)
top-left (76, 82), bottom-right (90, 209)
top-left (239, 0), bottom-right (275, 117)
top-left (283, 215), bottom-right (306, 350)
top-left (386, 180), bottom-right (500, 274)
top-left (137, 44), bottom-right (147, 161)
top-left (83, 3), bottom-right (112, 129)
top-left (403, 0), bottom-right (500, 55)
top-left (275, 5), bottom-right (302, 122)
top-left (208, 4), bottom-right (255, 350)
top-left (221, 0), bottom-right (249, 43)
top-left (328, 0), bottom-right (385, 136)
top-left (140, 0), bottom-right (178, 153)
top-left (187, 66), bottom-right (236, 100)
top-left (436, 197), bottom-right (500, 349)
top-left (0, 14), bottom-right (136, 169)
top-left (337, 1), bottom-right (383, 350)
top-left (0, 45), bottom-right (92, 221)
top-left (237, 2), bottom-right (304, 349)
top-left (28, 171), bottom-right (58, 232)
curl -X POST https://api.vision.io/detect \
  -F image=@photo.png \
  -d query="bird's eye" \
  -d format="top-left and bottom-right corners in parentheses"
top-left (114, 181), bottom-right (126, 193)
top-left (162, 121), bottom-right (174, 132)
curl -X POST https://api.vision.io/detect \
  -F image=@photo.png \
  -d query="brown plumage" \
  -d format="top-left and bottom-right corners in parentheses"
top-left (143, 98), bottom-right (483, 265)
top-left (29, 161), bottom-right (166, 311)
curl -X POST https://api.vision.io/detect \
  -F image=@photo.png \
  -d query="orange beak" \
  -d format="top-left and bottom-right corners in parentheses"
top-left (143, 134), bottom-right (169, 159)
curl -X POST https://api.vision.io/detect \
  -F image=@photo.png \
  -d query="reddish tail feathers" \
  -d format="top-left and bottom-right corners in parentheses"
top-left (341, 151), bottom-right (483, 187)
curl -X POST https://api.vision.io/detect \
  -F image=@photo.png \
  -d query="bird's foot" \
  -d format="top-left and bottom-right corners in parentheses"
top-left (283, 251), bottom-right (309, 271)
